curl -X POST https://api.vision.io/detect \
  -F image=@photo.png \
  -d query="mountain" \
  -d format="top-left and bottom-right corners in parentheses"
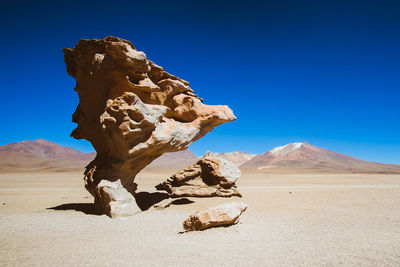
top-left (144, 150), bottom-right (198, 171)
top-left (2, 140), bottom-right (398, 173)
top-left (0, 139), bottom-right (198, 172)
top-left (209, 151), bottom-right (256, 165)
top-left (0, 139), bottom-right (95, 172)
top-left (241, 142), bottom-right (400, 173)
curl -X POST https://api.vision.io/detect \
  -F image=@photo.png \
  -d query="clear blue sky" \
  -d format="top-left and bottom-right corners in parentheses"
top-left (1, 0), bottom-right (399, 164)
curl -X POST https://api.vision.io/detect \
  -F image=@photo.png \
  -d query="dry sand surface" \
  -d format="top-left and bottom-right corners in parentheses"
top-left (1, 171), bottom-right (400, 266)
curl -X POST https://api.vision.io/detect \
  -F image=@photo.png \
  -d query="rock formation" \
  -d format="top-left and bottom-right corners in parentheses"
top-left (183, 202), bottom-right (247, 231)
top-left (63, 37), bottom-right (236, 218)
top-left (155, 154), bottom-right (242, 197)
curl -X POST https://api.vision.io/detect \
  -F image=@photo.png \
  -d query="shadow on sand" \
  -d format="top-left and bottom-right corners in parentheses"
top-left (47, 203), bottom-right (99, 215)
top-left (169, 198), bottom-right (195, 205)
top-left (135, 191), bottom-right (170, 210)
top-left (135, 192), bottom-right (195, 210)
top-left (48, 192), bottom-right (195, 215)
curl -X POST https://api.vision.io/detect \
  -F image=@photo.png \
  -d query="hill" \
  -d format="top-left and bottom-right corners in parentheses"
top-left (0, 139), bottom-right (197, 172)
top-left (241, 142), bottom-right (400, 173)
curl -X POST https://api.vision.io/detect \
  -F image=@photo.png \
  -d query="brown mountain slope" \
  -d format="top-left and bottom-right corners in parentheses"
top-left (0, 139), bottom-right (95, 172)
top-left (0, 139), bottom-right (198, 172)
top-left (209, 151), bottom-right (256, 165)
top-left (144, 150), bottom-right (198, 171)
top-left (0, 139), bottom-right (94, 160)
top-left (241, 142), bottom-right (400, 173)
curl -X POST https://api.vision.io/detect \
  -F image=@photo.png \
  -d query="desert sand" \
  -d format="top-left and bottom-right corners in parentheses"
top-left (1, 171), bottom-right (400, 266)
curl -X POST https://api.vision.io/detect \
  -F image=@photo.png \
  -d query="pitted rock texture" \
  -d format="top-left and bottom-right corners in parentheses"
top-left (183, 202), bottom-right (248, 231)
top-left (63, 37), bottom-right (235, 218)
top-left (155, 155), bottom-right (242, 198)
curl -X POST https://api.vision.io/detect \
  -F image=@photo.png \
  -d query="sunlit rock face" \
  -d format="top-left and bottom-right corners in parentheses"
top-left (183, 202), bottom-right (248, 231)
top-left (155, 154), bottom-right (242, 198)
top-left (63, 36), bottom-right (236, 218)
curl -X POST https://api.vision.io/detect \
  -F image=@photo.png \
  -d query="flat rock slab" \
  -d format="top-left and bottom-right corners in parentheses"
top-left (153, 197), bottom-right (194, 210)
top-left (183, 202), bottom-right (247, 231)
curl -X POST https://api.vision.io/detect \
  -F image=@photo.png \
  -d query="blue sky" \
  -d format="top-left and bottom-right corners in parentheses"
top-left (1, 0), bottom-right (399, 164)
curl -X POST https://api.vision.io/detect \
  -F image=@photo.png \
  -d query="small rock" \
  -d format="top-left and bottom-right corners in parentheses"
top-left (153, 198), bottom-right (174, 210)
top-left (153, 198), bottom-right (194, 210)
top-left (183, 202), bottom-right (247, 231)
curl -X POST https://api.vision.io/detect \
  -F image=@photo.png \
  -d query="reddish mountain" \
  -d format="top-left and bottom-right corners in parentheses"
top-left (0, 139), bottom-right (95, 160)
top-left (241, 142), bottom-right (400, 173)
top-left (2, 140), bottom-right (398, 173)
top-left (0, 139), bottom-right (198, 172)
top-left (144, 150), bottom-right (198, 171)
top-left (0, 139), bottom-right (95, 172)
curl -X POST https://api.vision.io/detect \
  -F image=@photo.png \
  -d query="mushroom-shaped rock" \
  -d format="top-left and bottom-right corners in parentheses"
top-left (63, 37), bottom-right (236, 218)
top-left (183, 202), bottom-right (248, 231)
top-left (155, 155), bottom-right (242, 197)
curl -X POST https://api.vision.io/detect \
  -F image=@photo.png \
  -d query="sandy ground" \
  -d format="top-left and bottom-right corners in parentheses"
top-left (1, 171), bottom-right (400, 266)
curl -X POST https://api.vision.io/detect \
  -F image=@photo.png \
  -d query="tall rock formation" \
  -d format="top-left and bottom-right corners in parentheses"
top-left (63, 37), bottom-right (236, 217)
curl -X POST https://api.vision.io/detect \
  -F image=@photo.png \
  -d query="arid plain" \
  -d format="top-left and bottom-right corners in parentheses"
top-left (1, 170), bottom-right (400, 266)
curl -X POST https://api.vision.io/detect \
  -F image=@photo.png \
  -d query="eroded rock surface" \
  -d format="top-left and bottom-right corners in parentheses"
top-left (183, 202), bottom-right (248, 231)
top-left (156, 155), bottom-right (242, 197)
top-left (63, 37), bottom-right (235, 218)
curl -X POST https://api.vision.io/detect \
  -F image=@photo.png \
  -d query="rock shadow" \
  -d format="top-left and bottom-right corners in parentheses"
top-left (48, 193), bottom-right (195, 215)
top-left (135, 191), bottom-right (169, 211)
top-left (170, 198), bottom-right (194, 205)
top-left (47, 203), bottom-right (99, 215)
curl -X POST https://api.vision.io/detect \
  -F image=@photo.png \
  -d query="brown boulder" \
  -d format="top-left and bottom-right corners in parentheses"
top-left (183, 202), bottom-right (248, 231)
top-left (156, 155), bottom-right (242, 197)
top-left (63, 37), bottom-right (236, 218)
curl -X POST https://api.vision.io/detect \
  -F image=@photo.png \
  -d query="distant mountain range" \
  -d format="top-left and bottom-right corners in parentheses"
top-left (0, 139), bottom-right (94, 172)
top-left (241, 142), bottom-right (400, 173)
top-left (0, 139), bottom-right (197, 172)
top-left (0, 139), bottom-right (399, 173)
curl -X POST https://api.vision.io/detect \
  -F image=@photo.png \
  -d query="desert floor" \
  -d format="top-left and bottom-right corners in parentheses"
top-left (1, 171), bottom-right (400, 266)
